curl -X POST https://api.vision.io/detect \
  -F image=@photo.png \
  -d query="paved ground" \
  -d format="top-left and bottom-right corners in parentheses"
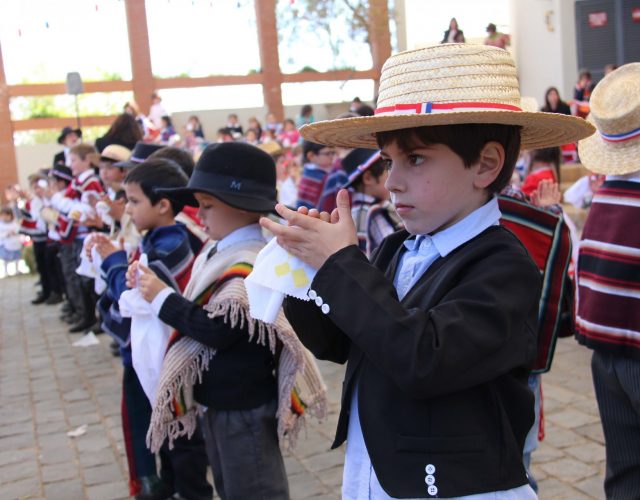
top-left (0, 274), bottom-right (607, 499)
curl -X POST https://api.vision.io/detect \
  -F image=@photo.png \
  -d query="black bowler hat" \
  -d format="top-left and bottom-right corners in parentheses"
top-left (49, 165), bottom-right (73, 182)
top-left (341, 148), bottom-right (382, 187)
top-left (57, 126), bottom-right (82, 145)
top-left (157, 142), bottom-right (277, 213)
top-left (130, 142), bottom-right (164, 163)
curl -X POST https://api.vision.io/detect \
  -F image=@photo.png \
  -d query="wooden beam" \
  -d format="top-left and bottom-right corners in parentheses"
top-left (155, 74), bottom-right (263, 89)
top-left (8, 80), bottom-right (133, 98)
top-left (12, 116), bottom-right (118, 132)
top-left (255, 0), bottom-right (284, 121)
top-left (0, 40), bottom-right (18, 196)
top-left (281, 69), bottom-right (378, 83)
top-left (124, 0), bottom-right (155, 115)
top-left (368, 0), bottom-right (392, 99)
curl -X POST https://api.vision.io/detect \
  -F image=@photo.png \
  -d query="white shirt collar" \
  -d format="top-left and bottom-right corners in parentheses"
top-left (405, 197), bottom-right (501, 258)
top-left (607, 172), bottom-right (640, 183)
top-left (76, 168), bottom-right (94, 182)
top-left (217, 223), bottom-right (264, 252)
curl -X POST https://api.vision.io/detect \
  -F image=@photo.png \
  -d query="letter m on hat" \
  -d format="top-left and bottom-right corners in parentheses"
top-left (230, 180), bottom-right (242, 190)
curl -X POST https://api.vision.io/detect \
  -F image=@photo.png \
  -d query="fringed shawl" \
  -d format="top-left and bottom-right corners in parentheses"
top-left (147, 239), bottom-right (327, 452)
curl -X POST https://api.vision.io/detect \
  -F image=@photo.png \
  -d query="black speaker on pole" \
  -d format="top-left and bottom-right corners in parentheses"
top-left (66, 72), bottom-right (83, 130)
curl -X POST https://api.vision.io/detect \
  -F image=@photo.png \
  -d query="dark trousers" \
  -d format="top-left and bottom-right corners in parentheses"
top-left (160, 425), bottom-right (213, 500)
top-left (58, 243), bottom-right (84, 316)
top-left (122, 364), bottom-right (212, 498)
top-left (200, 399), bottom-right (289, 500)
top-left (32, 240), bottom-right (49, 296)
top-left (592, 350), bottom-right (640, 499)
top-left (45, 242), bottom-right (64, 296)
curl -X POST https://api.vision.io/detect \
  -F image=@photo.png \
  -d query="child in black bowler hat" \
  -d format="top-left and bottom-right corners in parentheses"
top-left (128, 142), bottom-right (326, 500)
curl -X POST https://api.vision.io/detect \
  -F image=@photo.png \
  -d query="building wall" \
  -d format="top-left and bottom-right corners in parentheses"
top-left (510, 0), bottom-right (578, 107)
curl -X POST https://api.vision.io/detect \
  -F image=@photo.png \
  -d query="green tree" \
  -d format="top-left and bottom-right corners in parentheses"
top-left (277, 0), bottom-right (393, 71)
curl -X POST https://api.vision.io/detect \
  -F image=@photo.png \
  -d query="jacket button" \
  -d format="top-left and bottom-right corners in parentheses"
top-left (425, 464), bottom-right (435, 474)
top-left (314, 296), bottom-right (323, 307)
top-left (425, 474), bottom-right (435, 485)
top-left (427, 485), bottom-right (438, 496)
top-left (308, 289), bottom-right (317, 300)
top-left (321, 303), bottom-right (330, 314)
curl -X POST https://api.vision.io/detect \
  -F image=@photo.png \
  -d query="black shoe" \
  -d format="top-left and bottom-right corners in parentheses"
top-left (45, 293), bottom-right (63, 305)
top-left (31, 294), bottom-right (48, 305)
top-left (62, 313), bottom-right (81, 324)
top-left (135, 476), bottom-right (173, 500)
top-left (69, 320), bottom-right (95, 333)
top-left (110, 345), bottom-right (121, 357)
top-left (85, 321), bottom-right (104, 335)
top-left (60, 302), bottom-right (73, 314)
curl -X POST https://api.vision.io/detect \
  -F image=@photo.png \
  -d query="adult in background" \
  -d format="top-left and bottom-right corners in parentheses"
top-left (484, 23), bottom-right (510, 49)
top-left (540, 87), bottom-right (571, 115)
top-left (95, 113), bottom-right (143, 153)
top-left (296, 104), bottom-right (315, 128)
top-left (441, 17), bottom-right (464, 44)
top-left (53, 126), bottom-right (82, 167)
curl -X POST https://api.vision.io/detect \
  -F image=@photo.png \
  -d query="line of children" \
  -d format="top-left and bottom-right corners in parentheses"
top-left (89, 158), bottom-right (211, 499)
top-left (260, 43), bottom-right (594, 499)
top-left (124, 142), bottom-right (326, 499)
top-left (50, 143), bottom-right (104, 332)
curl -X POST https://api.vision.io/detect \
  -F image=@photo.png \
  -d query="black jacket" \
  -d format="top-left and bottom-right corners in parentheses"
top-left (284, 226), bottom-right (540, 498)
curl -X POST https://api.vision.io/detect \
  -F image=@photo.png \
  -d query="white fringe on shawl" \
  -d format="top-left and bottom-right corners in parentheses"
top-left (146, 240), bottom-right (327, 453)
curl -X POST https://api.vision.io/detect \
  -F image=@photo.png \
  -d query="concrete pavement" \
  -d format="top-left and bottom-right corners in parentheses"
top-left (0, 274), bottom-right (606, 499)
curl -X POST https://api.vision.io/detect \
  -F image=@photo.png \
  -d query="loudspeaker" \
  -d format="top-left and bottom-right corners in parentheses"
top-left (65, 72), bottom-right (84, 95)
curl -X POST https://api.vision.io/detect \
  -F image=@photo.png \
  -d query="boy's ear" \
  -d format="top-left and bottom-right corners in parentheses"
top-left (474, 141), bottom-right (505, 189)
top-left (157, 198), bottom-right (172, 215)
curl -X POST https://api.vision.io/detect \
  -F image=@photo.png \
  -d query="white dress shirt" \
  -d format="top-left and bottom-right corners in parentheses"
top-left (343, 198), bottom-right (538, 500)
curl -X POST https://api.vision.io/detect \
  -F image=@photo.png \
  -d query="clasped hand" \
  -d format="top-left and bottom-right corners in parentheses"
top-left (259, 189), bottom-right (358, 270)
top-left (125, 261), bottom-right (168, 302)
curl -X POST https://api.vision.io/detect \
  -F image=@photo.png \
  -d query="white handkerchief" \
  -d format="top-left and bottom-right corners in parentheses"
top-left (75, 235), bottom-right (107, 294)
top-left (245, 238), bottom-right (317, 324)
top-left (119, 254), bottom-right (172, 404)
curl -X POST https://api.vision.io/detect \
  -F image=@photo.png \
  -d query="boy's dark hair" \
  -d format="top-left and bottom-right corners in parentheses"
top-left (114, 189), bottom-right (127, 201)
top-left (148, 146), bottom-right (195, 178)
top-left (531, 146), bottom-right (561, 181)
top-left (351, 161), bottom-right (386, 191)
top-left (124, 158), bottom-right (188, 215)
top-left (302, 140), bottom-right (325, 161)
top-left (377, 123), bottom-right (522, 194)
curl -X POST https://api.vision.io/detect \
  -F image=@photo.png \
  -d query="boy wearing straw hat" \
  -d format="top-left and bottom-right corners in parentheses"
top-left (261, 44), bottom-right (594, 499)
top-left (574, 63), bottom-right (640, 499)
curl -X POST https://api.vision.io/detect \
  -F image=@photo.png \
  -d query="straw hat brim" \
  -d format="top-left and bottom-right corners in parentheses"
top-left (578, 114), bottom-right (640, 175)
top-left (300, 111), bottom-right (595, 150)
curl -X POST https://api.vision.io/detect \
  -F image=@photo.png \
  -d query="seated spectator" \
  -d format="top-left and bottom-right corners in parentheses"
top-left (541, 87), bottom-right (571, 115)
top-left (226, 113), bottom-right (243, 139)
top-left (484, 23), bottom-right (510, 49)
top-left (95, 113), bottom-right (143, 153)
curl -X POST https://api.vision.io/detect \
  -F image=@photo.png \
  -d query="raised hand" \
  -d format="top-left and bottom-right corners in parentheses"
top-left (260, 189), bottom-right (357, 269)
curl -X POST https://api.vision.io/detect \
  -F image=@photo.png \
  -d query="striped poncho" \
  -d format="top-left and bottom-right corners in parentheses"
top-left (147, 239), bottom-right (327, 453)
top-left (575, 180), bottom-right (640, 358)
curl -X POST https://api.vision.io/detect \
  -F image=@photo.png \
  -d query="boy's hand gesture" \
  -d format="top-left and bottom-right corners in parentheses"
top-left (531, 179), bottom-right (561, 208)
top-left (260, 189), bottom-right (358, 269)
top-left (87, 233), bottom-right (120, 260)
top-left (127, 261), bottom-right (168, 302)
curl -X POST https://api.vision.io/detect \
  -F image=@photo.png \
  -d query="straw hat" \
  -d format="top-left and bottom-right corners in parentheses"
top-left (100, 144), bottom-right (131, 163)
top-left (300, 44), bottom-right (594, 150)
top-left (578, 63), bottom-right (640, 175)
